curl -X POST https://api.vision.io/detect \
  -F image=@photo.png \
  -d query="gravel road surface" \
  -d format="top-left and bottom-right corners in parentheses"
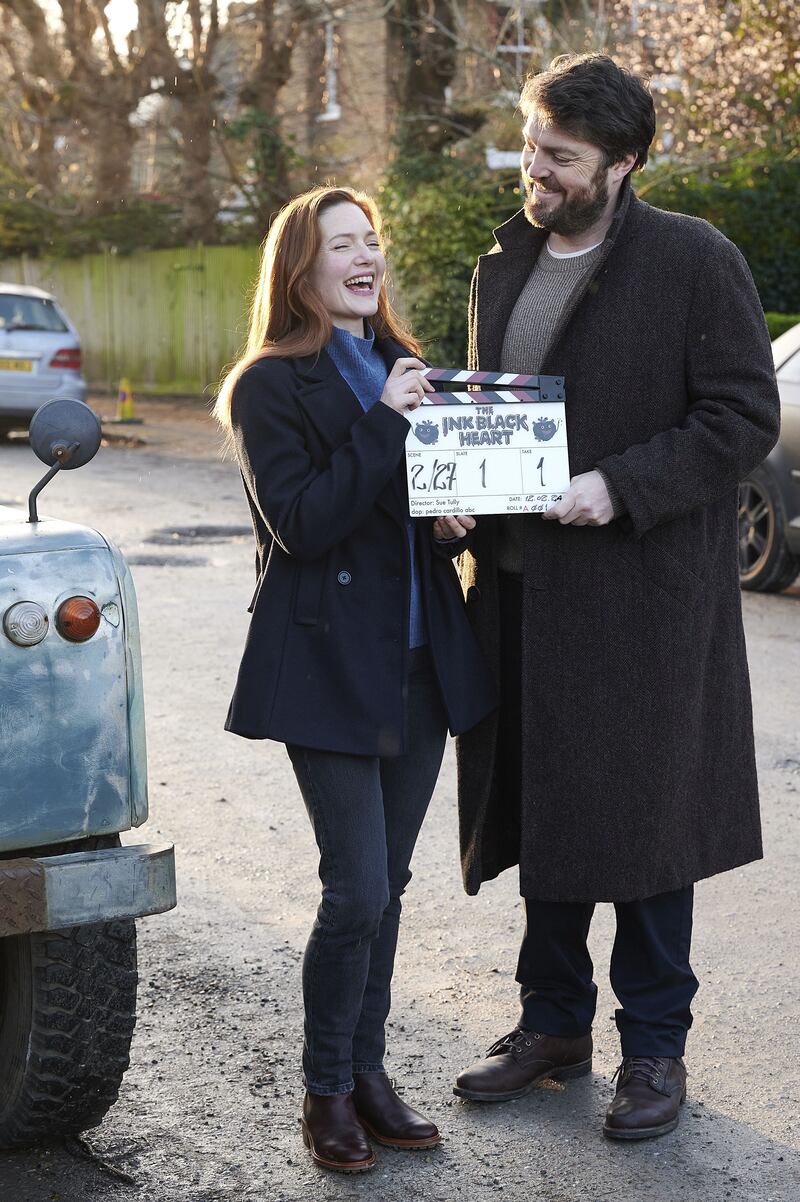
top-left (0, 398), bottom-right (797, 1202)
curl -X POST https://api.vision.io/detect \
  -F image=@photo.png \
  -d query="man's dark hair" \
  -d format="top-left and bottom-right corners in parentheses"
top-left (520, 53), bottom-right (656, 171)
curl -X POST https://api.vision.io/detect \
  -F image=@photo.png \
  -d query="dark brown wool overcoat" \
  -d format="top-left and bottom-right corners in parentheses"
top-left (455, 184), bottom-right (780, 903)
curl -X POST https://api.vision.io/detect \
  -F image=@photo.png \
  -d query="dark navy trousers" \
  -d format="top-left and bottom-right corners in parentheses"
top-left (517, 887), bottom-right (698, 1057)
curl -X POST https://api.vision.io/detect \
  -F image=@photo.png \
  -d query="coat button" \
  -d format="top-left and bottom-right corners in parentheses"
top-left (337, 570), bottom-right (352, 585)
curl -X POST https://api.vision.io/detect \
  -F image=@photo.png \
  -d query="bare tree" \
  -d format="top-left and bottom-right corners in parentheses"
top-left (606, 0), bottom-right (799, 163)
top-left (213, 0), bottom-right (311, 234)
top-left (58, 0), bottom-right (155, 214)
top-left (0, 0), bottom-right (159, 215)
top-left (384, 0), bottom-right (798, 174)
top-left (239, 0), bottom-right (309, 224)
top-left (144, 0), bottom-right (223, 241)
top-left (387, 0), bottom-right (482, 162)
top-left (0, 1), bottom-right (68, 198)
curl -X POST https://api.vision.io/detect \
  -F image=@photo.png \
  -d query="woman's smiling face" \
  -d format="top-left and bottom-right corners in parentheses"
top-left (311, 202), bottom-right (386, 336)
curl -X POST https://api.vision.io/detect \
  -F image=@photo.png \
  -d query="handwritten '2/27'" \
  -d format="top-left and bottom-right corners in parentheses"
top-left (409, 457), bottom-right (546, 492)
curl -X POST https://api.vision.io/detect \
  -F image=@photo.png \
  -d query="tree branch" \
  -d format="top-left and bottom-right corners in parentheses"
top-left (187, 0), bottom-right (202, 60)
top-left (88, 0), bottom-right (123, 73)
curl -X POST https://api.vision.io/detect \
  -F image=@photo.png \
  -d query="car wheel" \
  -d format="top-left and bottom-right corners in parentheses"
top-left (0, 919), bottom-right (137, 1149)
top-left (739, 466), bottom-right (799, 592)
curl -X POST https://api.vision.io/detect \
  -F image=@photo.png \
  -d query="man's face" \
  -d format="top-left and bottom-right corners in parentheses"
top-left (520, 114), bottom-right (614, 237)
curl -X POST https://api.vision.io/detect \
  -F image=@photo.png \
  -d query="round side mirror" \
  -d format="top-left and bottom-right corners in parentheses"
top-left (29, 398), bottom-right (102, 470)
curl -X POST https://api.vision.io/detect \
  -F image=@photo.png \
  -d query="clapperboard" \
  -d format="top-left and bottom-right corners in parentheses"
top-left (404, 368), bottom-right (570, 517)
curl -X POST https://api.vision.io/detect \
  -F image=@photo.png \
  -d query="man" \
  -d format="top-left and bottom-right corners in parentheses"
top-left (438, 54), bottom-right (780, 1140)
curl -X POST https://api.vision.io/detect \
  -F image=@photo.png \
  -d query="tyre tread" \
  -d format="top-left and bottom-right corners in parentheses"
top-left (0, 921), bottom-right (137, 1149)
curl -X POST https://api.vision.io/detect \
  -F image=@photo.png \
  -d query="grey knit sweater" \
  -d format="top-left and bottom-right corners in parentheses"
top-left (497, 240), bottom-right (604, 574)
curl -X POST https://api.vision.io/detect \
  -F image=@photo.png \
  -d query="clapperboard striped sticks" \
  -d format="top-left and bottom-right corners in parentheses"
top-left (419, 368), bottom-right (565, 405)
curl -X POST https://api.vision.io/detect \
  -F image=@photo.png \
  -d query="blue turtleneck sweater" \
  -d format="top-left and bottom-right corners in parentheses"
top-left (326, 323), bottom-right (426, 649)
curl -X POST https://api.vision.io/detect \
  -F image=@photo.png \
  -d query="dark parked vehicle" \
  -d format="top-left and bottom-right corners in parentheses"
top-left (739, 322), bottom-right (800, 592)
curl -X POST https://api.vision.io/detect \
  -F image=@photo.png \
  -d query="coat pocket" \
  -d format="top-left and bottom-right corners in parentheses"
top-left (610, 528), bottom-right (704, 610)
top-left (292, 555), bottom-right (329, 626)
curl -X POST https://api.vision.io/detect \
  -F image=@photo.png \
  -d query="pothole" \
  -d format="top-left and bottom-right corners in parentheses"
top-left (125, 554), bottom-right (208, 567)
top-left (146, 525), bottom-right (250, 545)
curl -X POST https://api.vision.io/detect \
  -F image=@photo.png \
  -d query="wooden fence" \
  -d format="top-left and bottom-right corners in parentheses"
top-left (0, 244), bottom-right (262, 396)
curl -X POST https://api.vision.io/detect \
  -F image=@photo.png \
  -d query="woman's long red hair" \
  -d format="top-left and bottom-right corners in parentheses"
top-left (215, 186), bottom-right (420, 430)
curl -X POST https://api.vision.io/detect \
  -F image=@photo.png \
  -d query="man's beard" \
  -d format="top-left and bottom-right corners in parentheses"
top-left (523, 167), bottom-right (609, 236)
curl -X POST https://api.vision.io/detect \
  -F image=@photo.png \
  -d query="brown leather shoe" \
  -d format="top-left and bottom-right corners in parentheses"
top-left (603, 1056), bottom-right (687, 1140)
top-left (454, 1027), bottom-right (593, 1101)
top-left (300, 1091), bottom-right (376, 1172)
top-left (353, 1072), bottom-right (441, 1148)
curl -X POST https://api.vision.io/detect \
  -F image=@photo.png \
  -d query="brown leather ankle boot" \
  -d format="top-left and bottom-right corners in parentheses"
top-left (603, 1056), bottom-right (687, 1140)
top-left (352, 1072), bottom-right (441, 1148)
top-left (301, 1090), bottom-right (376, 1172)
top-left (454, 1027), bottom-right (593, 1101)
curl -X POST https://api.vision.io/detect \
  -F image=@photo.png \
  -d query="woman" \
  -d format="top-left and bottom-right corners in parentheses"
top-left (215, 186), bottom-right (495, 1173)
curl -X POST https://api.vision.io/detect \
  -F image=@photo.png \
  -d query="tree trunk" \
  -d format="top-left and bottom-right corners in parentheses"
top-left (388, 0), bottom-right (459, 160)
top-left (87, 112), bottom-right (138, 215)
top-left (175, 84), bottom-right (218, 241)
top-left (238, 0), bottom-right (306, 229)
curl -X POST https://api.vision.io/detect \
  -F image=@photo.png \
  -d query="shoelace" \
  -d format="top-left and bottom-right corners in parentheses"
top-left (612, 1055), bottom-right (667, 1088)
top-left (487, 1028), bottom-right (542, 1057)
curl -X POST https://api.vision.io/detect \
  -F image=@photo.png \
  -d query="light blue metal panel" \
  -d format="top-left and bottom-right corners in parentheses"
top-left (0, 507), bottom-right (106, 555)
top-left (42, 841), bottom-right (176, 930)
top-left (106, 539), bottom-right (148, 825)
top-left (0, 841), bottom-right (176, 936)
top-left (0, 540), bottom-right (131, 851)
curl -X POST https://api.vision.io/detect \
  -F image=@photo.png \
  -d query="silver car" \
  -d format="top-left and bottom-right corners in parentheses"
top-left (739, 322), bottom-right (800, 591)
top-left (0, 283), bottom-right (87, 437)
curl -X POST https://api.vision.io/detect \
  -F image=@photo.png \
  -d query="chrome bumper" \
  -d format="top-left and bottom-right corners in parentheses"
top-left (0, 841), bottom-right (176, 936)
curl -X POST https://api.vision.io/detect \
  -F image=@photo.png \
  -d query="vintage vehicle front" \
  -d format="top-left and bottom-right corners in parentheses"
top-left (0, 397), bottom-right (176, 1147)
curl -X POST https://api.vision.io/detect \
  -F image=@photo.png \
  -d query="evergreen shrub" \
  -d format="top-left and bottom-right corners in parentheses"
top-left (642, 155), bottom-right (800, 315)
top-left (381, 157), bottom-right (519, 367)
top-left (765, 312), bottom-right (799, 340)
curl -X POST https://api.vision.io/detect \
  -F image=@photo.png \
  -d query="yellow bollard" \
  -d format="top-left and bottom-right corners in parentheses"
top-left (116, 377), bottom-right (137, 423)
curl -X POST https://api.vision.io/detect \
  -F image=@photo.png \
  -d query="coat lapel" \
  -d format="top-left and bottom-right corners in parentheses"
top-left (475, 211), bottom-right (544, 371)
top-left (293, 336), bottom-right (411, 529)
top-left (293, 347), bottom-right (363, 449)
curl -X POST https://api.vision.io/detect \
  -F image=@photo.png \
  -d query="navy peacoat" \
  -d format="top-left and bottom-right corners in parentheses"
top-left (226, 337), bottom-right (497, 755)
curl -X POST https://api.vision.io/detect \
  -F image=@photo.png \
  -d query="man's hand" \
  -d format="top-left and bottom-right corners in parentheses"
top-left (433, 515), bottom-right (476, 540)
top-left (543, 470), bottom-right (614, 526)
